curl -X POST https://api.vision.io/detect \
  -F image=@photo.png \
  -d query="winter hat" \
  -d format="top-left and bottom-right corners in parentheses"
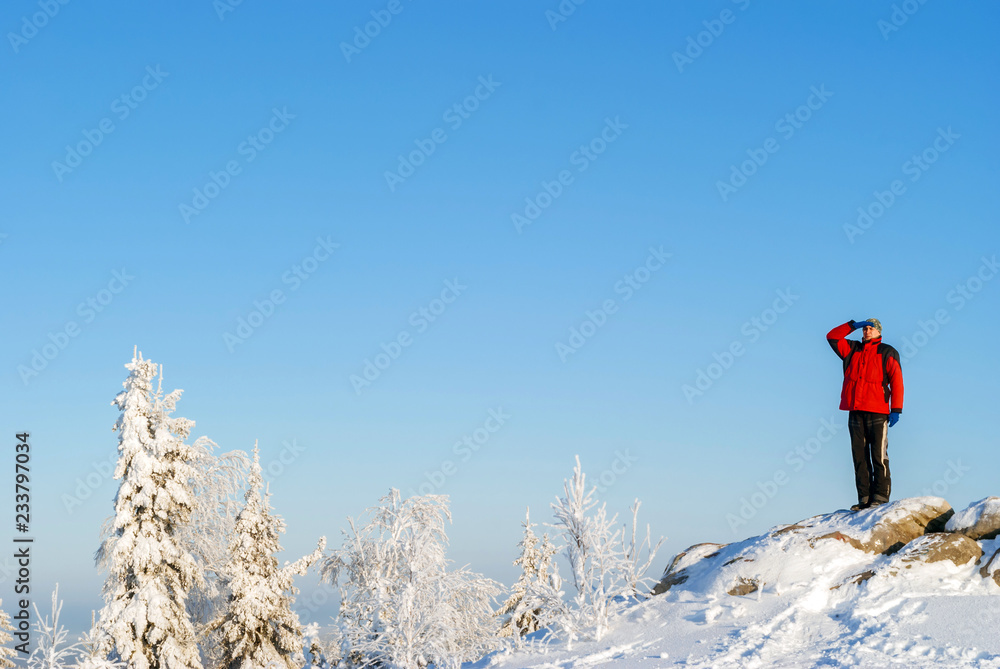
top-left (867, 317), bottom-right (882, 334)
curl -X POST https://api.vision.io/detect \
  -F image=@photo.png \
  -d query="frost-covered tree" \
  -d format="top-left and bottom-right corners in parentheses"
top-left (77, 612), bottom-right (125, 669)
top-left (207, 444), bottom-right (325, 669)
top-left (322, 490), bottom-right (502, 669)
top-left (179, 439), bottom-right (250, 666)
top-left (0, 600), bottom-right (16, 668)
top-left (619, 499), bottom-right (664, 598)
top-left (497, 508), bottom-right (558, 638)
top-left (28, 586), bottom-right (80, 669)
top-left (95, 354), bottom-right (250, 667)
top-left (302, 623), bottom-right (330, 668)
top-left (551, 456), bottom-right (624, 641)
top-left (95, 351), bottom-right (205, 669)
top-left (532, 457), bottom-right (664, 644)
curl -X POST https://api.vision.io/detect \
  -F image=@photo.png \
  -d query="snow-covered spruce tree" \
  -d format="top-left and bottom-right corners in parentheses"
top-left (207, 444), bottom-right (326, 669)
top-left (95, 357), bottom-right (251, 667)
top-left (95, 351), bottom-right (205, 669)
top-left (322, 490), bottom-right (502, 669)
top-left (497, 508), bottom-right (558, 639)
top-left (0, 600), bottom-right (15, 668)
top-left (302, 623), bottom-right (330, 668)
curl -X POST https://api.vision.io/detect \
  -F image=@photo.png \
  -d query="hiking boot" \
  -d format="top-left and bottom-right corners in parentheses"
top-left (867, 500), bottom-right (887, 508)
top-left (850, 502), bottom-right (868, 511)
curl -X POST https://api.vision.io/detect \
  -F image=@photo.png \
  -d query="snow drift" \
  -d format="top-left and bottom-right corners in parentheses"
top-left (478, 496), bottom-right (1000, 668)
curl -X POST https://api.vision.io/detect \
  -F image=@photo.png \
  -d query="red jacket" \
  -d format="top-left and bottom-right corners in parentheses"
top-left (826, 322), bottom-right (904, 414)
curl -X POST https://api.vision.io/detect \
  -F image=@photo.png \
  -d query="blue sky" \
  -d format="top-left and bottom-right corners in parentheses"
top-left (2, 0), bottom-right (998, 638)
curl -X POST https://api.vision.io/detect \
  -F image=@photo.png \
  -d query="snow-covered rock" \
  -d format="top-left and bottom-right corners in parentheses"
top-left (948, 497), bottom-right (1000, 541)
top-left (653, 497), bottom-right (955, 599)
top-left (981, 540), bottom-right (1000, 589)
top-left (651, 543), bottom-right (724, 595)
top-left (814, 496), bottom-right (954, 554)
top-left (897, 533), bottom-right (984, 567)
top-left (479, 496), bottom-right (1000, 669)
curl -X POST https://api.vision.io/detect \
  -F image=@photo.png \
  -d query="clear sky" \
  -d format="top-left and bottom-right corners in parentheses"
top-left (2, 0), bottom-right (998, 639)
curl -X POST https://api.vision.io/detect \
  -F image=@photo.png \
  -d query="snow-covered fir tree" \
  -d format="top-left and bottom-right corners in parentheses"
top-left (302, 623), bottom-right (330, 668)
top-left (322, 490), bottom-right (502, 669)
top-left (497, 508), bottom-right (558, 638)
top-left (207, 444), bottom-right (325, 669)
top-left (95, 351), bottom-right (206, 669)
top-left (0, 600), bottom-right (15, 668)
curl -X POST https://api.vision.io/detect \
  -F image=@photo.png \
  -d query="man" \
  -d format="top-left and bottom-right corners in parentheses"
top-left (826, 318), bottom-right (904, 510)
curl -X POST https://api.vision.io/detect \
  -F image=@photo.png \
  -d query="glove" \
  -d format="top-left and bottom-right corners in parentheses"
top-left (888, 411), bottom-right (900, 427)
top-left (850, 320), bottom-right (874, 331)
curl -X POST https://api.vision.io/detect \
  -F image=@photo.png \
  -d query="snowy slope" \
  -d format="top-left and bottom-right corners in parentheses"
top-left (474, 497), bottom-right (1000, 668)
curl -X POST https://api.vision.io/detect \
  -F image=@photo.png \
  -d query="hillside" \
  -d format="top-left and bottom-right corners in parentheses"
top-left (476, 497), bottom-right (1000, 668)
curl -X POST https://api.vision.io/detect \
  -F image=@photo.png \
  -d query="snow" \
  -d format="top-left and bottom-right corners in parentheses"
top-left (948, 497), bottom-right (1000, 537)
top-left (474, 499), bottom-right (1000, 668)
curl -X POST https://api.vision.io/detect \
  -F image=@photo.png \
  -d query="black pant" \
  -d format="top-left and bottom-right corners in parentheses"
top-left (848, 410), bottom-right (891, 504)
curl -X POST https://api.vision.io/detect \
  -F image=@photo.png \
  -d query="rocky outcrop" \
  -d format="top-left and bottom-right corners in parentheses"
top-left (835, 533), bottom-right (984, 589)
top-left (896, 533), bottom-right (983, 567)
top-left (653, 497), bottom-right (999, 599)
top-left (652, 543), bottom-right (725, 595)
top-left (813, 497), bottom-right (953, 554)
top-left (727, 577), bottom-right (761, 597)
top-left (980, 547), bottom-right (1000, 588)
top-left (946, 497), bottom-right (1000, 541)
